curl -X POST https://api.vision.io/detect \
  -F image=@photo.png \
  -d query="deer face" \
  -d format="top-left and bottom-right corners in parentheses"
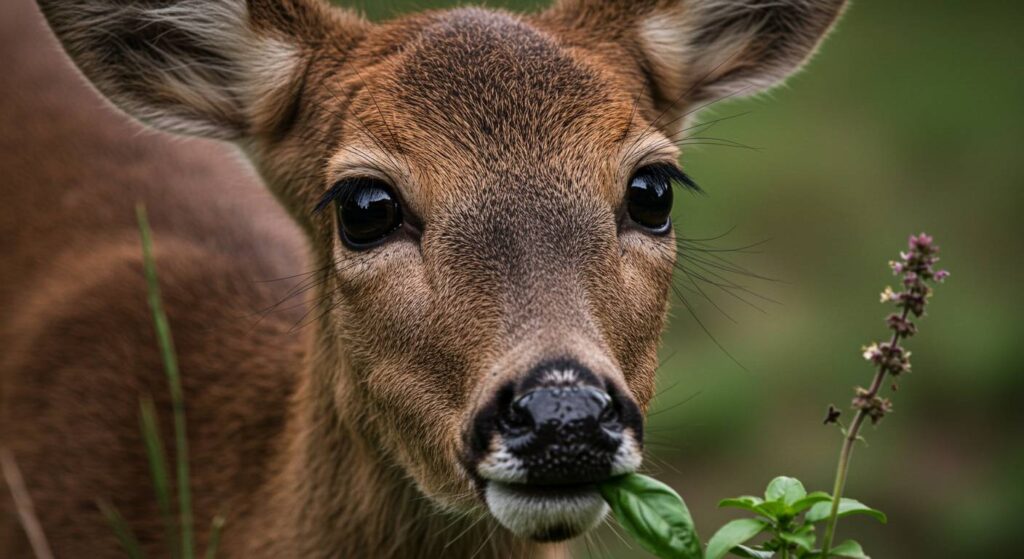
top-left (318, 10), bottom-right (681, 540)
top-left (39, 0), bottom-right (845, 543)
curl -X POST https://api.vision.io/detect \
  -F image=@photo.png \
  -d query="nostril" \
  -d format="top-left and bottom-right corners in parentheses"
top-left (503, 395), bottom-right (535, 437)
top-left (598, 396), bottom-right (618, 425)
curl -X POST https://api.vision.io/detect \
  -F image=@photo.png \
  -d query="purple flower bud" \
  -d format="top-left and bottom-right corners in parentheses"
top-left (852, 388), bottom-right (894, 424)
top-left (880, 286), bottom-right (903, 304)
top-left (862, 343), bottom-right (884, 364)
top-left (886, 313), bottom-right (917, 337)
top-left (909, 233), bottom-right (934, 253)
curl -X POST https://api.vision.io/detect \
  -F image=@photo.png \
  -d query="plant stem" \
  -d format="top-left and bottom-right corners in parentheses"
top-left (820, 307), bottom-right (909, 557)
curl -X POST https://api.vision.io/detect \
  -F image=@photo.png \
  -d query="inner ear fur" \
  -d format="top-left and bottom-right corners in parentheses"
top-left (37, 0), bottom-right (368, 140)
top-left (544, 0), bottom-right (847, 112)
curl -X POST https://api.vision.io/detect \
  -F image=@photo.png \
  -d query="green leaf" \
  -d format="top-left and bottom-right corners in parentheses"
top-left (778, 525), bottom-right (815, 552)
top-left (706, 518), bottom-right (769, 559)
top-left (790, 492), bottom-right (832, 514)
top-left (719, 496), bottom-right (765, 515)
top-left (732, 544), bottom-right (775, 558)
top-left (806, 499), bottom-right (887, 524)
top-left (600, 474), bottom-right (703, 559)
top-left (764, 477), bottom-right (806, 506)
top-left (752, 500), bottom-right (788, 520)
top-left (829, 540), bottom-right (870, 558)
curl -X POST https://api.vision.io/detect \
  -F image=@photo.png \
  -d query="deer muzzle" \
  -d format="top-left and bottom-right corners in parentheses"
top-left (464, 360), bottom-right (643, 541)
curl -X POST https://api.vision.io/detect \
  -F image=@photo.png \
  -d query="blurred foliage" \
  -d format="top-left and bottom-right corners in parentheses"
top-left (344, 1), bottom-right (1023, 556)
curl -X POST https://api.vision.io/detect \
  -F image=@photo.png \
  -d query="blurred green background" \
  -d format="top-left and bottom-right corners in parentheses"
top-left (352, 1), bottom-right (1024, 556)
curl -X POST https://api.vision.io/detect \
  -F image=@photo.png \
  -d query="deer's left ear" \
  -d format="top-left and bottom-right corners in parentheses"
top-left (545, 0), bottom-right (847, 107)
top-left (37, 0), bottom-right (368, 140)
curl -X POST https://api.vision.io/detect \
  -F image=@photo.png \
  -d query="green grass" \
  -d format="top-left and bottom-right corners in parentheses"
top-left (98, 205), bottom-right (223, 559)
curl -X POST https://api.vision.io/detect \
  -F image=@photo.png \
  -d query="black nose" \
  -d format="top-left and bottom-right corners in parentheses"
top-left (493, 364), bottom-right (638, 485)
top-left (508, 385), bottom-right (615, 443)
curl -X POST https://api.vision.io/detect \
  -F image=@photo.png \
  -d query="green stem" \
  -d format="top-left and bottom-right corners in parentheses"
top-left (138, 205), bottom-right (194, 559)
top-left (820, 307), bottom-right (909, 557)
top-left (819, 409), bottom-right (864, 557)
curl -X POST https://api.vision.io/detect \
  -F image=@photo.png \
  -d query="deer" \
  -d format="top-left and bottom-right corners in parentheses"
top-left (0, 0), bottom-right (847, 556)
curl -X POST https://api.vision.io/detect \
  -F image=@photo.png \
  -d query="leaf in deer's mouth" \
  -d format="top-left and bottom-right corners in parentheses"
top-left (599, 473), bottom-right (703, 559)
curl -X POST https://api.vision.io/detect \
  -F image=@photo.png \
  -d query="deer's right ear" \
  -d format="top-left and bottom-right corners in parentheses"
top-left (37, 0), bottom-right (368, 140)
top-left (545, 0), bottom-right (846, 111)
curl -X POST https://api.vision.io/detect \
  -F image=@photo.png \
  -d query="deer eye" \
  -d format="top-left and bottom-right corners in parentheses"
top-left (333, 178), bottom-right (403, 249)
top-left (626, 164), bottom-right (676, 234)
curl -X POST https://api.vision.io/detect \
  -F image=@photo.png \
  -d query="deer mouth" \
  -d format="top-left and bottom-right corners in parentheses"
top-left (471, 431), bottom-right (643, 541)
top-left (482, 480), bottom-right (608, 542)
top-left (464, 364), bottom-right (645, 540)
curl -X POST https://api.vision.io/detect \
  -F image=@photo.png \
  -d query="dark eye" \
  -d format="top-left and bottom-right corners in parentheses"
top-left (626, 164), bottom-right (677, 234)
top-left (333, 178), bottom-right (403, 248)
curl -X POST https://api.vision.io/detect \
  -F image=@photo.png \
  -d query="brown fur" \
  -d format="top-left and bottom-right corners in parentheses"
top-left (1, 0), bottom-right (845, 556)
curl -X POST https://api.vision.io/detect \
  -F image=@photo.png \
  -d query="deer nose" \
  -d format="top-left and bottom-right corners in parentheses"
top-left (495, 366), bottom-right (633, 485)
top-left (506, 386), bottom-right (615, 443)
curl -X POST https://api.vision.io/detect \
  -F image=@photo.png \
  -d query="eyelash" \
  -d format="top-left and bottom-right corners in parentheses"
top-left (637, 162), bottom-right (702, 194)
top-left (313, 177), bottom-right (381, 214)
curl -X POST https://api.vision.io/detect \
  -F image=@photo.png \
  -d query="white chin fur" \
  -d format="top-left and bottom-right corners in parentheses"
top-left (484, 482), bottom-right (609, 541)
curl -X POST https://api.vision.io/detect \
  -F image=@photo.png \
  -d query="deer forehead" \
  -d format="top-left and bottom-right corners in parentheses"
top-left (332, 8), bottom-right (663, 216)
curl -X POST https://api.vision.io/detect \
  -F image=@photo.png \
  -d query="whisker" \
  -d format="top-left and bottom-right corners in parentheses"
top-left (641, 451), bottom-right (683, 475)
top-left (601, 516), bottom-right (633, 550)
top-left (681, 258), bottom-right (780, 307)
top-left (442, 512), bottom-right (487, 552)
top-left (625, 51), bottom-right (750, 156)
top-left (676, 265), bottom-right (738, 323)
top-left (675, 110), bottom-right (753, 137)
top-left (648, 390), bottom-right (703, 418)
top-left (353, 67), bottom-right (410, 170)
top-left (468, 522), bottom-right (499, 559)
top-left (676, 225), bottom-right (741, 243)
top-left (615, 82), bottom-right (649, 153)
top-left (670, 282), bottom-right (748, 372)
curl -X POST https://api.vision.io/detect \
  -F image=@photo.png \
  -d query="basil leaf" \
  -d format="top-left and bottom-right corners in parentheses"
top-left (829, 539), bottom-right (870, 558)
top-left (778, 525), bottom-right (815, 552)
top-left (600, 474), bottom-right (703, 559)
top-left (718, 496), bottom-right (765, 516)
top-left (791, 492), bottom-right (832, 514)
top-left (805, 499), bottom-right (887, 524)
top-left (706, 518), bottom-right (769, 559)
top-left (764, 476), bottom-right (807, 506)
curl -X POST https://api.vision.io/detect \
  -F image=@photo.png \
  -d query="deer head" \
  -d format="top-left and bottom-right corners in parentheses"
top-left (37, 0), bottom-right (845, 543)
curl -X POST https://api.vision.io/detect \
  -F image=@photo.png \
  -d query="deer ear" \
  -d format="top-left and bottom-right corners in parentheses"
top-left (547, 0), bottom-right (846, 106)
top-left (37, 0), bottom-right (367, 140)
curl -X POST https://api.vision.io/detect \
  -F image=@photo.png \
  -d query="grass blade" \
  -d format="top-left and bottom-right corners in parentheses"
top-left (139, 397), bottom-right (179, 559)
top-left (137, 204), bottom-right (194, 558)
top-left (204, 515), bottom-right (226, 559)
top-left (97, 500), bottom-right (146, 559)
top-left (1, 448), bottom-right (55, 559)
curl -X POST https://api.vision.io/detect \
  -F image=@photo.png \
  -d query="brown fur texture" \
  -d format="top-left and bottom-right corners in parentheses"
top-left (1, 0), bottom-right (845, 556)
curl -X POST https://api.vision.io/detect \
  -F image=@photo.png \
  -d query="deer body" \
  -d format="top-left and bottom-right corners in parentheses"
top-left (1, 0), bottom-right (845, 557)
